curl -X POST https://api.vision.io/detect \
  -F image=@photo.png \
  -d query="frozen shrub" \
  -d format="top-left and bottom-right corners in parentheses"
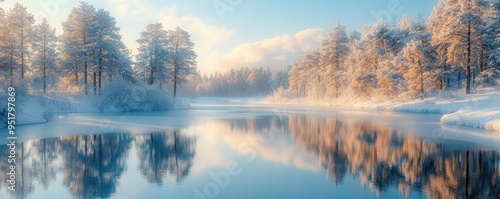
top-left (98, 78), bottom-right (177, 112)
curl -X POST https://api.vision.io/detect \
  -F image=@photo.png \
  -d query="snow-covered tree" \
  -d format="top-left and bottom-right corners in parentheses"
top-left (0, 8), bottom-right (8, 84)
top-left (136, 23), bottom-right (170, 87)
top-left (167, 27), bottom-right (197, 97)
top-left (320, 24), bottom-right (350, 98)
top-left (91, 9), bottom-right (132, 95)
top-left (428, 0), bottom-right (489, 94)
top-left (289, 56), bottom-right (306, 97)
top-left (484, 0), bottom-right (500, 73)
top-left (347, 30), bottom-right (378, 98)
top-left (402, 38), bottom-right (438, 99)
top-left (31, 18), bottom-right (59, 93)
top-left (300, 51), bottom-right (322, 99)
top-left (5, 3), bottom-right (34, 84)
top-left (60, 2), bottom-right (97, 95)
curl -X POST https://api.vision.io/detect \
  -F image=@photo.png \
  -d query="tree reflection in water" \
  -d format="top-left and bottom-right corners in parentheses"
top-left (135, 131), bottom-right (196, 185)
top-left (216, 115), bottom-right (500, 199)
top-left (0, 130), bottom-right (196, 199)
top-left (0, 116), bottom-right (498, 199)
top-left (58, 134), bottom-right (133, 199)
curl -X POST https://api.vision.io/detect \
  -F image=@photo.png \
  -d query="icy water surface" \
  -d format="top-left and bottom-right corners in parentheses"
top-left (1, 100), bottom-right (500, 199)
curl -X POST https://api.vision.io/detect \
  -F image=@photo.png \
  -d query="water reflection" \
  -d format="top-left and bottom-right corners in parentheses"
top-left (58, 134), bottom-right (132, 198)
top-left (214, 115), bottom-right (500, 199)
top-left (136, 132), bottom-right (196, 184)
top-left (0, 131), bottom-right (195, 199)
top-left (0, 115), bottom-right (499, 199)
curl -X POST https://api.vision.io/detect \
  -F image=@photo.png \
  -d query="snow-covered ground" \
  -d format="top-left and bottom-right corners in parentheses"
top-left (263, 86), bottom-right (500, 132)
top-left (13, 86), bottom-right (500, 133)
top-left (16, 95), bottom-right (191, 126)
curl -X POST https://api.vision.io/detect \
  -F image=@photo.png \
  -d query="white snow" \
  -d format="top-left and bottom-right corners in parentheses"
top-left (15, 94), bottom-right (190, 127)
top-left (13, 85), bottom-right (500, 134)
top-left (17, 98), bottom-right (48, 125)
top-left (264, 86), bottom-right (500, 132)
top-left (440, 89), bottom-right (500, 132)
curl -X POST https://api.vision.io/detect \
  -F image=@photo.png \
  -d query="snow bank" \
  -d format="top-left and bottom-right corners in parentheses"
top-left (441, 92), bottom-right (500, 132)
top-left (12, 85), bottom-right (190, 126)
top-left (17, 98), bottom-right (52, 125)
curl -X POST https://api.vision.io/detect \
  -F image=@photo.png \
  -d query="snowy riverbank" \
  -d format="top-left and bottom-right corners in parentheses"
top-left (264, 87), bottom-right (500, 132)
top-left (13, 87), bottom-right (500, 133)
top-left (15, 95), bottom-right (191, 126)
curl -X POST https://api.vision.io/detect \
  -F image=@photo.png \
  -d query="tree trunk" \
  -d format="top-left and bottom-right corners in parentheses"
top-left (466, 0), bottom-right (472, 94)
top-left (93, 71), bottom-right (97, 95)
top-left (43, 34), bottom-right (47, 93)
top-left (441, 60), bottom-right (446, 90)
top-left (98, 65), bottom-right (102, 96)
top-left (419, 60), bottom-right (424, 100)
top-left (84, 54), bottom-right (88, 95)
top-left (21, 21), bottom-right (25, 80)
top-left (174, 68), bottom-right (177, 97)
top-left (479, 50), bottom-right (484, 72)
top-left (75, 64), bottom-right (79, 86)
top-left (149, 57), bottom-right (154, 85)
top-left (83, 24), bottom-right (88, 95)
top-left (43, 60), bottom-right (46, 94)
top-left (98, 45), bottom-right (103, 95)
top-left (173, 41), bottom-right (179, 98)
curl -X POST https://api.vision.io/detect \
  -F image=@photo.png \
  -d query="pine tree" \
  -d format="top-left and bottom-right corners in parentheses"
top-left (91, 9), bottom-right (131, 95)
top-left (402, 30), bottom-right (438, 99)
top-left (348, 30), bottom-right (377, 98)
top-left (5, 3), bottom-right (34, 84)
top-left (428, 0), bottom-right (488, 94)
top-left (289, 56), bottom-right (306, 97)
top-left (167, 27), bottom-right (197, 97)
top-left (136, 23), bottom-right (170, 87)
top-left (320, 24), bottom-right (350, 98)
top-left (31, 18), bottom-right (59, 93)
top-left (60, 2), bottom-right (97, 95)
top-left (485, 0), bottom-right (500, 71)
top-left (0, 8), bottom-right (8, 84)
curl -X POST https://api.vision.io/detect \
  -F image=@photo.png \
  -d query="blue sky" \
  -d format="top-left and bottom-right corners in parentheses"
top-left (1, 0), bottom-right (437, 73)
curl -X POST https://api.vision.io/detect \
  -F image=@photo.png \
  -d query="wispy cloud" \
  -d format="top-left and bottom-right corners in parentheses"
top-left (107, 0), bottom-right (235, 73)
top-left (207, 28), bottom-right (325, 72)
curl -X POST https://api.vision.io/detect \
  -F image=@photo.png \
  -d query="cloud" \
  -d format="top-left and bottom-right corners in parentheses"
top-left (207, 28), bottom-right (325, 72)
top-left (157, 13), bottom-right (234, 57)
top-left (106, 0), bottom-right (325, 74)
top-left (106, 0), bottom-right (235, 71)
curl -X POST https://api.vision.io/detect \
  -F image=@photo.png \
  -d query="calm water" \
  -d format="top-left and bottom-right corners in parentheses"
top-left (1, 101), bottom-right (500, 199)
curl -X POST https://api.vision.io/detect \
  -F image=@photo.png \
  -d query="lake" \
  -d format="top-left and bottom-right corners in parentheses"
top-left (1, 99), bottom-right (500, 199)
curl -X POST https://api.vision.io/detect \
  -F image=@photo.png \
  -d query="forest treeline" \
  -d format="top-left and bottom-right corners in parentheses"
top-left (0, 2), bottom-right (197, 100)
top-left (2, 0), bottom-right (500, 102)
top-left (287, 0), bottom-right (500, 101)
